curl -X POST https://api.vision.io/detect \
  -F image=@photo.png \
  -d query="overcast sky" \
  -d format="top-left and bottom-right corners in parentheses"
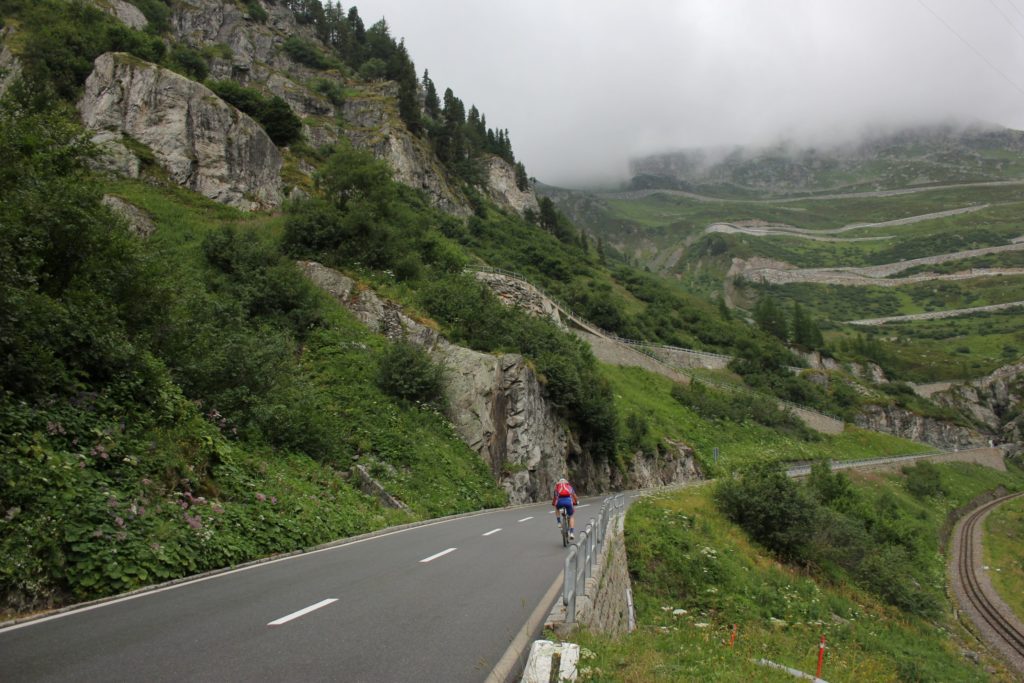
top-left (352, 0), bottom-right (1024, 187)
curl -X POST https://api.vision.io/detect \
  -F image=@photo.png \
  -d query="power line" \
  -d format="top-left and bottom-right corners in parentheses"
top-left (916, 0), bottom-right (1024, 99)
top-left (986, 0), bottom-right (1024, 44)
top-left (1007, 0), bottom-right (1024, 21)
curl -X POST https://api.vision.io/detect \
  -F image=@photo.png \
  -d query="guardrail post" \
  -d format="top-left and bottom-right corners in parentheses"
top-left (563, 545), bottom-right (577, 623)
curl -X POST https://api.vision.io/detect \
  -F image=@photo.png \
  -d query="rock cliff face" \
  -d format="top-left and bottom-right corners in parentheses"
top-left (74, 0), bottom-right (541, 217)
top-left (930, 361), bottom-right (1024, 457)
top-left (473, 270), bottom-right (565, 328)
top-left (299, 261), bottom-right (701, 501)
top-left (483, 155), bottom-right (540, 216)
top-left (0, 26), bottom-right (21, 98)
top-left (78, 52), bottom-right (282, 210)
top-left (342, 84), bottom-right (471, 216)
top-left (854, 404), bottom-right (989, 451)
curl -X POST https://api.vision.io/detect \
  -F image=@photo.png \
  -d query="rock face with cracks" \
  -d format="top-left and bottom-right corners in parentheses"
top-left (78, 52), bottom-right (282, 210)
top-left (299, 261), bottom-right (702, 502)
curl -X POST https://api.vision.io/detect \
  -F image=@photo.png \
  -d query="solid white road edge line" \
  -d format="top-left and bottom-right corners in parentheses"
top-left (483, 528), bottom-right (502, 536)
top-left (267, 599), bottom-right (337, 626)
top-left (419, 548), bottom-right (457, 563)
top-left (485, 569), bottom-right (565, 683)
top-left (517, 517), bottom-right (533, 522)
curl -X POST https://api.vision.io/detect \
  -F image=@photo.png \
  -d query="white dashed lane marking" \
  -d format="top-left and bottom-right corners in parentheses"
top-left (482, 528), bottom-right (501, 537)
top-left (419, 548), bottom-right (457, 563)
top-left (517, 517), bottom-right (533, 523)
top-left (267, 599), bottom-right (337, 626)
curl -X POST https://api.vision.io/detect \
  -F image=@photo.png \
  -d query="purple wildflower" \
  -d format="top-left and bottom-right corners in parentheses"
top-left (255, 492), bottom-right (267, 503)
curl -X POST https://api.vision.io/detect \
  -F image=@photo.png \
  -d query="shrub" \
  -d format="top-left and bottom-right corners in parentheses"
top-left (167, 44), bottom-right (208, 81)
top-left (376, 341), bottom-right (447, 408)
top-left (243, 0), bottom-right (268, 23)
top-left (714, 462), bottom-right (818, 561)
top-left (282, 36), bottom-right (337, 70)
top-left (903, 461), bottom-right (946, 498)
top-left (205, 81), bottom-right (302, 146)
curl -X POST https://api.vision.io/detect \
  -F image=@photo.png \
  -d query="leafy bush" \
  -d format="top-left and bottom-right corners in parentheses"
top-left (376, 341), bottom-right (447, 409)
top-left (166, 44), bottom-right (208, 81)
top-left (10, 0), bottom-right (166, 100)
top-left (670, 381), bottom-right (815, 441)
top-left (714, 462), bottom-right (817, 561)
top-left (903, 461), bottom-right (947, 498)
top-left (282, 36), bottom-right (338, 70)
top-left (243, 0), bottom-right (268, 23)
top-left (205, 80), bottom-right (302, 146)
top-left (0, 89), bottom-right (165, 398)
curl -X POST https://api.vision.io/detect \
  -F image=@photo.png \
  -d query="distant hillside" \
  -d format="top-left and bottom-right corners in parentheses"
top-left (629, 124), bottom-right (1024, 198)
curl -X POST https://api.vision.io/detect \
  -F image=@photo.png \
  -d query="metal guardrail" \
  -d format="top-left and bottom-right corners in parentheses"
top-left (785, 450), bottom-right (946, 477)
top-left (563, 494), bottom-right (625, 623)
top-left (466, 266), bottom-right (844, 425)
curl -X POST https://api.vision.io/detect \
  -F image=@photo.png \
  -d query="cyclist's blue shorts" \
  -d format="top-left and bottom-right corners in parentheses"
top-left (556, 496), bottom-right (574, 516)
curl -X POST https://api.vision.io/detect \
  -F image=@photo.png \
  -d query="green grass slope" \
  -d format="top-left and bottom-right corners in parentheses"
top-left (570, 461), bottom-right (1024, 682)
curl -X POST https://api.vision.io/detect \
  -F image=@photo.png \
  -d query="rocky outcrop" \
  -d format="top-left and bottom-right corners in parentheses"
top-left (78, 52), bottom-right (282, 210)
top-left (473, 270), bottom-right (565, 328)
top-left (483, 155), bottom-right (539, 216)
top-left (163, 1), bottom-right (476, 216)
top-left (90, 0), bottom-right (147, 29)
top-left (102, 195), bottom-right (156, 237)
top-left (930, 361), bottom-right (1024, 458)
top-left (298, 261), bottom-right (569, 503)
top-left (0, 26), bottom-right (21, 98)
top-left (299, 261), bottom-right (700, 502)
top-left (798, 350), bottom-right (887, 383)
top-left (854, 404), bottom-right (989, 451)
top-left (342, 84), bottom-right (471, 216)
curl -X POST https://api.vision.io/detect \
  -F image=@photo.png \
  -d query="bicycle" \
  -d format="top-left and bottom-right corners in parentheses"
top-left (558, 507), bottom-right (570, 547)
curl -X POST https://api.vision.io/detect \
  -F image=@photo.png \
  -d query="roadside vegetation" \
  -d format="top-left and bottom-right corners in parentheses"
top-left (570, 461), bottom-right (1024, 682)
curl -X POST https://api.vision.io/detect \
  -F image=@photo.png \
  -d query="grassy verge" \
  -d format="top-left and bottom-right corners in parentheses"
top-left (569, 463), bottom-right (1024, 682)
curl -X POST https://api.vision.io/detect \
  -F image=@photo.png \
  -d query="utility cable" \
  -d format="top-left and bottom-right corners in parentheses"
top-left (916, 0), bottom-right (1024, 99)
top-left (986, 0), bottom-right (1024, 44)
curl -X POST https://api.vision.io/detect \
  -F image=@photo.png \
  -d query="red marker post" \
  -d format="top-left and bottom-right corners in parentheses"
top-left (816, 634), bottom-right (826, 678)
top-left (729, 624), bottom-right (737, 648)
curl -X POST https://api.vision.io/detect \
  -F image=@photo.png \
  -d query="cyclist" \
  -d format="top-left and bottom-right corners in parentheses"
top-left (552, 477), bottom-right (579, 540)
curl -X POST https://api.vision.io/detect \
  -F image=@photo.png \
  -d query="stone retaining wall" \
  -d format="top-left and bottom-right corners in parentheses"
top-left (547, 513), bottom-right (633, 638)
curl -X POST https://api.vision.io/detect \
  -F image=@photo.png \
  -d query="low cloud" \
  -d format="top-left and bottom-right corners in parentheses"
top-left (355, 0), bottom-right (1024, 187)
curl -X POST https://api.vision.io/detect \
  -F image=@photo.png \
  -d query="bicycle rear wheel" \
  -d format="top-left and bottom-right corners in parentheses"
top-left (560, 510), bottom-right (569, 547)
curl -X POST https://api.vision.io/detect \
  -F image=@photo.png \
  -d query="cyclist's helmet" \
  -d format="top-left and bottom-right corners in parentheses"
top-left (558, 477), bottom-right (568, 484)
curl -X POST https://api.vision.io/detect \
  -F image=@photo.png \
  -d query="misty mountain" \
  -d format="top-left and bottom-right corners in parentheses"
top-left (628, 124), bottom-right (1024, 198)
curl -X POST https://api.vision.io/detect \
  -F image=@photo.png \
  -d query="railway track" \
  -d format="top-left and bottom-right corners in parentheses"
top-left (953, 492), bottom-right (1024, 674)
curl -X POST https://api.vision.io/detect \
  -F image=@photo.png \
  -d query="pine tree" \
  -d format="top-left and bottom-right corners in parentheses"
top-left (422, 69), bottom-right (440, 118)
top-left (754, 296), bottom-right (788, 341)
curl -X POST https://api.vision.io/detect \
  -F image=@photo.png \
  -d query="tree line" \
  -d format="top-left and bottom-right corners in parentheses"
top-left (272, 1), bottom-right (528, 187)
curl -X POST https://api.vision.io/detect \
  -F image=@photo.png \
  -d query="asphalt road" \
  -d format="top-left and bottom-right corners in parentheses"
top-left (0, 497), bottom-right (620, 682)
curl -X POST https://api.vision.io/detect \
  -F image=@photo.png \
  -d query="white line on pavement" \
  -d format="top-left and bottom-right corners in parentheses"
top-left (576, 504), bottom-right (590, 508)
top-left (267, 598), bottom-right (337, 626)
top-left (482, 528), bottom-right (502, 536)
top-left (419, 548), bottom-right (457, 563)
top-left (517, 517), bottom-right (533, 522)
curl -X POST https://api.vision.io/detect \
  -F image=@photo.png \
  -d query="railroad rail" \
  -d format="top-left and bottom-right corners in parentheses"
top-left (954, 492), bottom-right (1024, 674)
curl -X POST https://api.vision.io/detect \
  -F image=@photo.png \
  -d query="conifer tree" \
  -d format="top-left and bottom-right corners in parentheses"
top-left (422, 69), bottom-right (440, 118)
